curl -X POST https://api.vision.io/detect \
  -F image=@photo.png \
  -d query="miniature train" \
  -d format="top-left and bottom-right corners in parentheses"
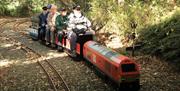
top-left (28, 16), bottom-right (140, 88)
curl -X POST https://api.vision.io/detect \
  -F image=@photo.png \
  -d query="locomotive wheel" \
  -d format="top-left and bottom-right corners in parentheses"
top-left (31, 37), bottom-right (38, 41)
top-left (51, 44), bottom-right (57, 49)
top-left (94, 66), bottom-right (106, 79)
top-left (119, 80), bottom-right (140, 91)
top-left (133, 80), bottom-right (140, 90)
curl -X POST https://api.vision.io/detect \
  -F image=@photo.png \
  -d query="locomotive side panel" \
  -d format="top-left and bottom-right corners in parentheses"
top-left (83, 41), bottom-right (140, 85)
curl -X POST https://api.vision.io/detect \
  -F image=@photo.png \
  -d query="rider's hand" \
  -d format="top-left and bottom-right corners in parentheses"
top-left (42, 24), bottom-right (45, 27)
top-left (87, 27), bottom-right (91, 31)
top-left (62, 29), bottom-right (66, 33)
top-left (88, 28), bottom-right (95, 34)
top-left (51, 27), bottom-right (55, 31)
top-left (46, 25), bottom-right (48, 28)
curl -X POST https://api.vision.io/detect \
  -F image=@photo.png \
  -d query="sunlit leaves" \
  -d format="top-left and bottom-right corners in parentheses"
top-left (0, 0), bottom-right (57, 16)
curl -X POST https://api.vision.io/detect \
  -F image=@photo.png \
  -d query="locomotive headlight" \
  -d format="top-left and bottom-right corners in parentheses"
top-left (121, 78), bottom-right (125, 81)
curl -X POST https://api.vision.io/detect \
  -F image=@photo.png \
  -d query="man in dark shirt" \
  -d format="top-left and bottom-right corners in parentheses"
top-left (39, 6), bottom-right (48, 42)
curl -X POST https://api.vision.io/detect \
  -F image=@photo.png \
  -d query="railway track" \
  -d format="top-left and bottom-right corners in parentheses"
top-left (37, 58), bottom-right (70, 91)
top-left (0, 18), bottom-right (70, 91)
top-left (0, 19), bottom-right (16, 31)
top-left (0, 18), bottom-right (29, 31)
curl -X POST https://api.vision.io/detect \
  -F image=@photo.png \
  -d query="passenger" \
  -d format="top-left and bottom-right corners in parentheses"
top-left (67, 6), bottom-right (76, 19)
top-left (67, 5), bottom-right (91, 56)
top-left (55, 8), bottom-right (68, 51)
top-left (46, 4), bottom-right (60, 47)
top-left (39, 6), bottom-right (48, 42)
top-left (45, 4), bottom-right (52, 45)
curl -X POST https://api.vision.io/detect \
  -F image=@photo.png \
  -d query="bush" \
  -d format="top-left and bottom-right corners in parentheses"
top-left (0, 0), bottom-right (56, 17)
top-left (138, 10), bottom-right (180, 65)
top-left (86, 0), bottom-right (180, 66)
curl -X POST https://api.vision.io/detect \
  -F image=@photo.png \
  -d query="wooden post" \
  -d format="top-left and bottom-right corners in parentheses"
top-left (130, 20), bottom-right (137, 57)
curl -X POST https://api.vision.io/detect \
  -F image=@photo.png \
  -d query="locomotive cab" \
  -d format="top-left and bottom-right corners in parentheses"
top-left (63, 31), bottom-right (94, 58)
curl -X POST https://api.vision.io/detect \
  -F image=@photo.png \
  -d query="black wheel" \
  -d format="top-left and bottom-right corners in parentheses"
top-left (72, 54), bottom-right (81, 61)
top-left (57, 46), bottom-right (64, 52)
top-left (31, 37), bottom-right (38, 41)
top-left (133, 80), bottom-right (140, 90)
top-left (94, 66), bottom-right (106, 79)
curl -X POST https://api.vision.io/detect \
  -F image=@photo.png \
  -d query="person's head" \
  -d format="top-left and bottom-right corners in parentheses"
top-left (73, 5), bottom-right (82, 17)
top-left (42, 6), bottom-right (48, 14)
top-left (60, 8), bottom-right (67, 16)
top-left (73, 5), bottom-right (81, 15)
top-left (47, 4), bottom-right (52, 11)
top-left (75, 5), bottom-right (81, 11)
top-left (73, 5), bottom-right (81, 12)
top-left (50, 4), bottom-right (57, 13)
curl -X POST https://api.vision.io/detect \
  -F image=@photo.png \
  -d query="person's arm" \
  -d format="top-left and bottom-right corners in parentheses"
top-left (52, 13), bottom-right (59, 27)
top-left (63, 16), bottom-right (69, 29)
top-left (47, 13), bottom-right (53, 27)
top-left (68, 16), bottom-right (75, 29)
top-left (85, 17), bottom-right (91, 28)
top-left (38, 14), bottom-right (42, 27)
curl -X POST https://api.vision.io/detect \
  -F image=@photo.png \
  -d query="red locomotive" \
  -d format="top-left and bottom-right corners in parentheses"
top-left (83, 41), bottom-right (140, 87)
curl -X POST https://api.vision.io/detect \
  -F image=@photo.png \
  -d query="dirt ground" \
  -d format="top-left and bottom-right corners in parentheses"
top-left (0, 18), bottom-right (180, 91)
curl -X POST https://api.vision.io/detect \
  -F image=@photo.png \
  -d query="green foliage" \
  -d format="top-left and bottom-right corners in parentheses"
top-left (85, 0), bottom-right (180, 65)
top-left (0, 0), bottom-right (56, 17)
top-left (87, 0), bottom-right (180, 34)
